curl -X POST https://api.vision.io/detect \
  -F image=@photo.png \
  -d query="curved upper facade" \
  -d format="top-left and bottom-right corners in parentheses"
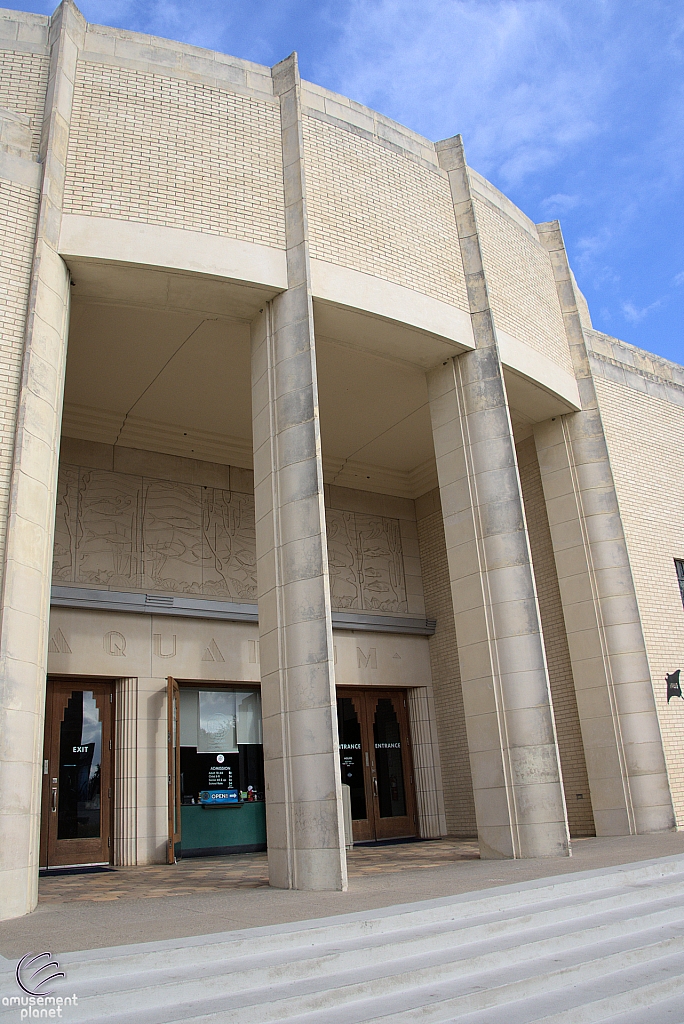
top-left (0, 4), bottom-right (579, 408)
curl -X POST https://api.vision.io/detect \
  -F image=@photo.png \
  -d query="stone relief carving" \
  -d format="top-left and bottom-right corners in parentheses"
top-left (77, 470), bottom-right (142, 587)
top-left (326, 509), bottom-right (407, 613)
top-left (48, 628), bottom-right (71, 654)
top-left (52, 465), bottom-right (408, 613)
top-left (53, 464), bottom-right (258, 602)
top-left (202, 488), bottom-right (257, 600)
top-left (52, 465), bottom-right (79, 582)
top-left (142, 479), bottom-right (203, 593)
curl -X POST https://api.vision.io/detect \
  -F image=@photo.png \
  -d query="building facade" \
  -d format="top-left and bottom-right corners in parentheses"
top-left (0, 0), bottom-right (682, 920)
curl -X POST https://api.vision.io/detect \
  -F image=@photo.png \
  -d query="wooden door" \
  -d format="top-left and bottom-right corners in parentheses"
top-left (337, 690), bottom-right (374, 842)
top-left (40, 680), bottom-right (113, 868)
top-left (337, 689), bottom-right (417, 843)
top-left (167, 676), bottom-right (181, 863)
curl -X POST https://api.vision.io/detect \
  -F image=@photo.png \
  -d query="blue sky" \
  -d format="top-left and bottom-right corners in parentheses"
top-left (7, 0), bottom-right (684, 364)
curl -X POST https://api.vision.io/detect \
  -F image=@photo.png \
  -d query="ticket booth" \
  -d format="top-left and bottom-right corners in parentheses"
top-left (170, 679), bottom-right (266, 859)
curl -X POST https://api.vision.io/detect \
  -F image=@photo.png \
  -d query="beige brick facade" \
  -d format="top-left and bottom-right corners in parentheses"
top-left (416, 490), bottom-right (476, 837)
top-left (0, 179), bottom-right (41, 588)
top-left (517, 435), bottom-right (595, 837)
top-left (475, 196), bottom-right (573, 375)
top-left (0, 44), bottom-right (49, 585)
top-left (302, 115), bottom-right (468, 310)
top-left (64, 60), bottom-right (285, 247)
top-left (592, 366), bottom-right (684, 824)
top-left (0, 49), bottom-right (49, 153)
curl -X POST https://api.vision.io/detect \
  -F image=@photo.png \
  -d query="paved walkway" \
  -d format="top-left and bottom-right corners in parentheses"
top-left (1, 832), bottom-right (684, 959)
top-left (36, 838), bottom-right (481, 904)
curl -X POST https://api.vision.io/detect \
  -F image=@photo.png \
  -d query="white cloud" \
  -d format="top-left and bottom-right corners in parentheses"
top-left (541, 193), bottom-right (581, 215)
top-left (674, 271), bottom-right (684, 287)
top-left (576, 229), bottom-right (612, 266)
top-left (318, 0), bottom-right (614, 186)
top-left (622, 299), bottom-right (662, 324)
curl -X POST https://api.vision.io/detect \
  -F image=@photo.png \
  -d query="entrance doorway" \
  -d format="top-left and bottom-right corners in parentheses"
top-left (336, 689), bottom-right (417, 843)
top-left (40, 679), bottom-right (113, 868)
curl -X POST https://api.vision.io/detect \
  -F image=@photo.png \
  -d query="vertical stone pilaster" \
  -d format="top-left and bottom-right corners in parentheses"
top-left (407, 687), bottom-right (446, 838)
top-left (535, 220), bottom-right (674, 836)
top-left (430, 135), bottom-right (569, 859)
top-left (114, 677), bottom-right (138, 867)
top-left (249, 53), bottom-right (346, 891)
top-left (0, 0), bottom-right (84, 920)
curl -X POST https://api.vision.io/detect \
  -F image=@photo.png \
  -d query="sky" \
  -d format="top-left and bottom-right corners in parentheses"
top-left (7, 0), bottom-right (684, 365)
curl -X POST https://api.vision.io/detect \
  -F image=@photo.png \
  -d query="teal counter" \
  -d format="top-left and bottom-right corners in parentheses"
top-left (180, 802), bottom-right (266, 857)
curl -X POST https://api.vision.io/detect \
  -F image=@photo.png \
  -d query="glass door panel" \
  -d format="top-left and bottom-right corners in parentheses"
top-left (370, 691), bottom-right (415, 840)
top-left (41, 680), bottom-right (113, 868)
top-left (337, 695), bottom-right (372, 842)
top-left (336, 688), bottom-right (416, 843)
top-left (58, 691), bottom-right (102, 840)
top-left (373, 698), bottom-right (407, 819)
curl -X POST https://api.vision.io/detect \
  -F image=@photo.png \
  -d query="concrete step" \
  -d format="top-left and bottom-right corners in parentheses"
top-left (61, 932), bottom-right (683, 1024)
top-left (56, 901), bottom-right (684, 1015)
top-left (281, 954), bottom-right (684, 1024)
top-left (56, 856), bottom-right (684, 983)
top-left (2, 854), bottom-right (683, 1024)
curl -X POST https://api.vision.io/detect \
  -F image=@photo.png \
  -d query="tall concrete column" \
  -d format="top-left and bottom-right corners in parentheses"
top-left (534, 221), bottom-right (674, 836)
top-left (430, 135), bottom-right (569, 859)
top-left (249, 53), bottom-right (347, 891)
top-left (0, 0), bottom-right (83, 920)
top-left (114, 677), bottom-right (138, 867)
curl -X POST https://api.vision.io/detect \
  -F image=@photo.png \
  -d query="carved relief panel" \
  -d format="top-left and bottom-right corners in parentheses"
top-left (53, 464), bottom-right (407, 612)
top-left (77, 470), bottom-right (141, 587)
top-left (141, 479), bottom-right (202, 593)
top-left (54, 464), bottom-right (257, 601)
top-left (202, 488), bottom-right (257, 601)
top-left (53, 465), bottom-right (78, 582)
top-left (326, 510), bottom-right (407, 613)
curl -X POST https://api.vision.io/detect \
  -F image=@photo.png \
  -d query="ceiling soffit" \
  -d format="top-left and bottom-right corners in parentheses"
top-left (61, 267), bottom-right (577, 500)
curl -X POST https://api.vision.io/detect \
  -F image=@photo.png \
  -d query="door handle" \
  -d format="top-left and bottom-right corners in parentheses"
top-left (372, 777), bottom-right (378, 798)
top-left (51, 787), bottom-right (57, 813)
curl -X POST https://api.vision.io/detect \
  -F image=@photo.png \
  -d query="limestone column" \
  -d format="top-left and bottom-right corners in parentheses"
top-left (0, 0), bottom-right (84, 920)
top-left (249, 53), bottom-right (346, 891)
top-left (114, 677), bottom-right (138, 866)
top-left (429, 135), bottom-right (569, 859)
top-left (534, 221), bottom-right (674, 836)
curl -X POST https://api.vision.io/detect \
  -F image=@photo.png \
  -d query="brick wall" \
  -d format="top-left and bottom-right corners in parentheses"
top-left (64, 61), bottom-right (285, 247)
top-left (303, 115), bottom-right (468, 310)
top-left (475, 197), bottom-right (573, 375)
top-left (0, 179), bottom-right (41, 587)
top-left (517, 436), bottom-right (595, 837)
top-left (416, 489), bottom-right (477, 836)
top-left (0, 46), bottom-right (47, 585)
top-left (593, 373), bottom-right (684, 825)
top-left (0, 50), bottom-right (49, 153)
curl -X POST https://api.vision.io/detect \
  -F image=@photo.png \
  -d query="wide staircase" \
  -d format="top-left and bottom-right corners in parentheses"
top-left (4, 855), bottom-right (684, 1023)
